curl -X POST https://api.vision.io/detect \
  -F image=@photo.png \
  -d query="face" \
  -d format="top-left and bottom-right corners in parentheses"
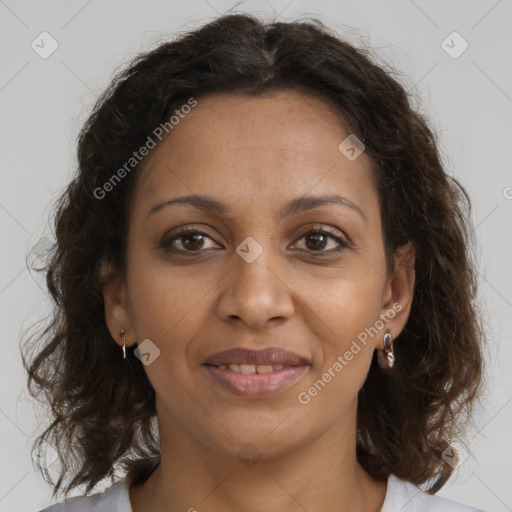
top-left (103, 89), bottom-right (414, 462)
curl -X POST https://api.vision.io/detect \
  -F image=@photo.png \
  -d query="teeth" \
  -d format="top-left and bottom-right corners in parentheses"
top-left (239, 364), bottom-right (256, 374)
top-left (218, 363), bottom-right (286, 374)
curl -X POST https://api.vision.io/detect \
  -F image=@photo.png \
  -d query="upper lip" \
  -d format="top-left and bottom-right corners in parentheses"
top-left (203, 347), bottom-right (310, 366)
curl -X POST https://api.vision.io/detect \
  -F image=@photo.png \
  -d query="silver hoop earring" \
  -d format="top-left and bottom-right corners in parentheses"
top-left (120, 329), bottom-right (126, 359)
top-left (377, 329), bottom-right (395, 369)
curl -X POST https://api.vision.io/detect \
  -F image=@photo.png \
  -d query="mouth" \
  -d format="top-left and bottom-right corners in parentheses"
top-left (202, 346), bottom-right (310, 397)
top-left (203, 363), bottom-right (310, 398)
top-left (203, 346), bottom-right (310, 367)
top-left (207, 363), bottom-right (291, 373)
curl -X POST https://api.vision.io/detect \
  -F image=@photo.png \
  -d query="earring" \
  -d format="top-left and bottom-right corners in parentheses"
top-left (120, 329), bottom-right (126, 359)
top-left (377, 329), bottom-right (395, 369)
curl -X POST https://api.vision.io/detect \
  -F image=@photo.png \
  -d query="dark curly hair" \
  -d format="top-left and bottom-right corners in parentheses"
top-left (21, 12), bottom-right (487, 500)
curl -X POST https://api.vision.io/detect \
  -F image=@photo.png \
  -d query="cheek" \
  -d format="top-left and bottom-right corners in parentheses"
top-left (126, 237), bottom-right (210, 332)
top-left (130, 281), bottom-right (203, 352)
top-left (302, 278), bottom-right (382, 408)
top-left (303, 260), bottom-right (386, 344)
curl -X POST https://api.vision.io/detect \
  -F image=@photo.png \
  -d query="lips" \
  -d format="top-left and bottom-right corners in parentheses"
top-left (203, 346), bottom-right (310, 367)
top-left (204, 364), bottom-right (309, 397)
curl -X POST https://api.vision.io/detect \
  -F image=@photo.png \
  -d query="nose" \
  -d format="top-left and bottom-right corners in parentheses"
top-left (216, 238), bottom-right (295, 330)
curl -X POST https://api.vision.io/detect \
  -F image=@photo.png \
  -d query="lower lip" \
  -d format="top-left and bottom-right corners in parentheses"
top-left (203, 364), bottom-right (310, 398)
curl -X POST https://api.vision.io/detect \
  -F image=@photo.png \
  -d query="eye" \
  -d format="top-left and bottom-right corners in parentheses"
top-left (292, 227), bottom-right (350, 256)
top-left (159, 225), bottom-right (350, 256)
top-left (159, 226), bottom-right (221, 253)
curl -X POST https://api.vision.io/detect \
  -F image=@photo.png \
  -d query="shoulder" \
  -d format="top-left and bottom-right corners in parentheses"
top-left (37, 480), bottom-right (131, 512)
top-left (381, 474), bottom-right (488, 512)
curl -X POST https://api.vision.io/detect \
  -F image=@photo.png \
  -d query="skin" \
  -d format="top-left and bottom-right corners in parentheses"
top-left (103, 89), bottom-right (415, 512)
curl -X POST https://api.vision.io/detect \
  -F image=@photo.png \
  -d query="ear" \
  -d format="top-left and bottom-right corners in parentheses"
top-left (376, 242), bottom-right (415, 350)
top-left (101, 261), bottom-right (136, 349)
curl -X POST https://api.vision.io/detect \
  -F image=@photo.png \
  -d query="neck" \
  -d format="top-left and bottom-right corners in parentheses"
top-left (128, 398), bottom-right (387, 512)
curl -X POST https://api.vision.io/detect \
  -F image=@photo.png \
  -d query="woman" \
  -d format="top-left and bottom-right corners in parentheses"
top-left (24, 12), bottom-right (487, 512)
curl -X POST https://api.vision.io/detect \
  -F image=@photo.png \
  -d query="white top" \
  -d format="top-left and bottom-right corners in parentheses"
top-left (38, 473), bottom-right (487, 511)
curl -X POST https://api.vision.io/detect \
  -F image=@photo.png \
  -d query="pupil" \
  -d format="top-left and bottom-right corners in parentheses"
top-left (183, 234), bottom-right (204, 250)
top-left (307, 233), bottom-right (326, 251)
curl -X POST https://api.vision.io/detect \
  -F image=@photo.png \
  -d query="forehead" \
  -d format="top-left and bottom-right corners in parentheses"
top-left (133, 89), bottom-right (377, 218)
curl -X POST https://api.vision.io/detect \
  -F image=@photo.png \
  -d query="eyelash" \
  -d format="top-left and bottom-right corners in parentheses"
top-left (159, 225), bottom-right (350, 257)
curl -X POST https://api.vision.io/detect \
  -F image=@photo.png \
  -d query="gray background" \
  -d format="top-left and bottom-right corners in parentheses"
top-left (1, 1), bottom-right (511, 511)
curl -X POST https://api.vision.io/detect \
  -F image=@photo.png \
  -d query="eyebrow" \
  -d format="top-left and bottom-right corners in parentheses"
top-left (147, 193), bottom-right (367, 224)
